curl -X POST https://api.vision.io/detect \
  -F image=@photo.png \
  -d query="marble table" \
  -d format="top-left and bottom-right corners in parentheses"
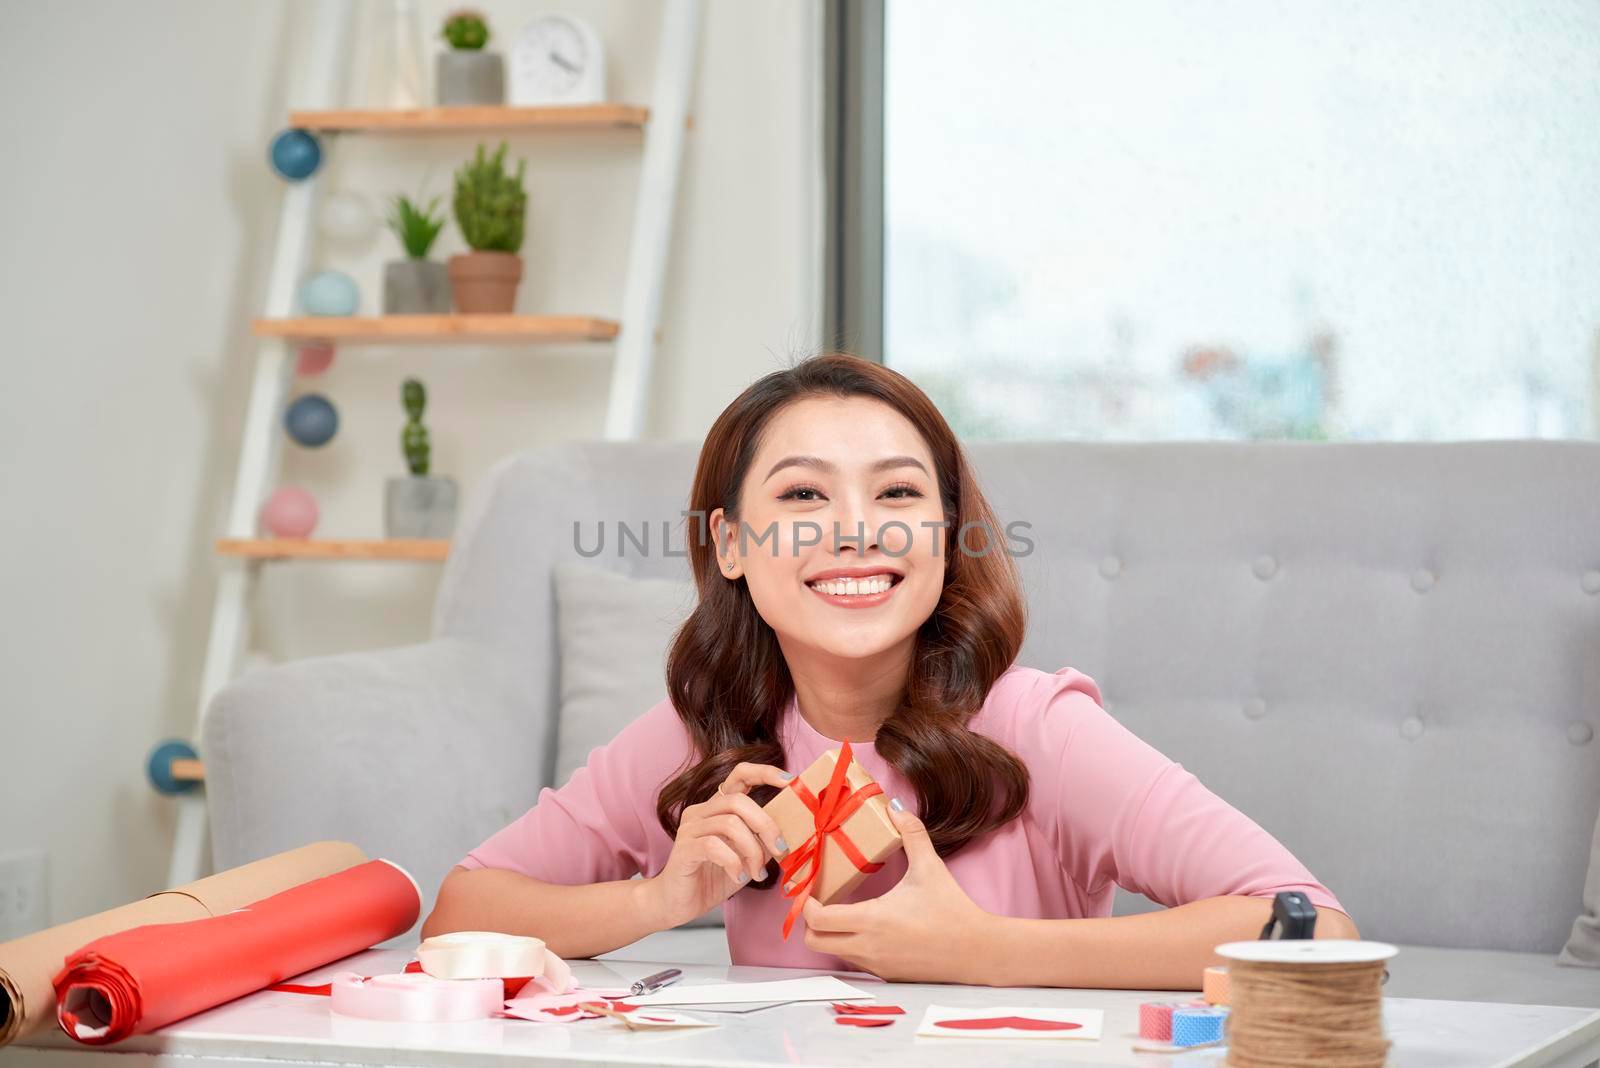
top-left (6, 947), bottom-right (1599, 1067)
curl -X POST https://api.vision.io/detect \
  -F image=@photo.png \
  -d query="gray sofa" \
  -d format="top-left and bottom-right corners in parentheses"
top-left (202, 440), bottom-right (1600, 1007)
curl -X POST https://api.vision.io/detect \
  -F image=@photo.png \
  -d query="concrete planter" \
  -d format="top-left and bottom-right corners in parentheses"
top-left (436, 51), bottom-right (504, 106)
top-left (385, 475), bottom-right (458, 538)
top-left (383, 259), bottom-right (452, 314)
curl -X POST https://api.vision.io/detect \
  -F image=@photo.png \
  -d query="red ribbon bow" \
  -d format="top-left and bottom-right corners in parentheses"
top-left (776, 739), bottom-right (885, 941)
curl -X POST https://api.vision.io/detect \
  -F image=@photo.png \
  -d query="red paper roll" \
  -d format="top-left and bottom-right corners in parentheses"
top-left (51, 859), bottom-right (420, 1045)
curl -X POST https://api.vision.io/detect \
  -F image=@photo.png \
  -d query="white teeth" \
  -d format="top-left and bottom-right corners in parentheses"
top-left (807, 575), bottom-right (896, 596)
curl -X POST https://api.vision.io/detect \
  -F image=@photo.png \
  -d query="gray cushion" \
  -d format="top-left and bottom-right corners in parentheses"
top-left (551, 561), bottom-right (722, 927)
top-left (1559, 807), bottom-right (1600, 967)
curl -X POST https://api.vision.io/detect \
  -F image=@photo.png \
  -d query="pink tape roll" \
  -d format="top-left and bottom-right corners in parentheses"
top-left (1138, 999), bottom-right (1208, 1041)
top-left (328, 972), bottom-right (504, 1022)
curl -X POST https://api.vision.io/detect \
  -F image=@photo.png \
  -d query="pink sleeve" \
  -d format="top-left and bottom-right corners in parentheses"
top-left (1021, 667), bottom-right (1346, 914)
top-left (455, 698), bottom-right (691, 885)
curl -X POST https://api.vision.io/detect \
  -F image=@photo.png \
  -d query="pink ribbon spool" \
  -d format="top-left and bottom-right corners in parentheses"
top-left (328, 972), bottom-right (503, 1022)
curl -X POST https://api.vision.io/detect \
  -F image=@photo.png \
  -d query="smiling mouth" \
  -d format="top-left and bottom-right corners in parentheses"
top-left (804, 573), bottom-right (903, 605)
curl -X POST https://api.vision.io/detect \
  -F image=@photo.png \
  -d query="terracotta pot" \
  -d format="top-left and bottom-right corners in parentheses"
top-left (448, 251), bottom-right (522, 314)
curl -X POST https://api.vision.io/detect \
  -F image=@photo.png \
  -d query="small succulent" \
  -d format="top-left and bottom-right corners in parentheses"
top-left (441, 9), bottom-right (490, 50)
top-left (385, 193), bottom-right (446, 259)
top-left (453, 141), bottom-right (527, 253)
top-left (401, 377), bottom-right (430, 476)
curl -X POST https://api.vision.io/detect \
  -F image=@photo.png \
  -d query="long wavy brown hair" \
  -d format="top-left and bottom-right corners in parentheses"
top-left (655, 353), bottom-right (1030, 890)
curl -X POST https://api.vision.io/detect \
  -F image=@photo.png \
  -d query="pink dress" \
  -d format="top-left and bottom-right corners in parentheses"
top-left (456, 664), bottom-right (1346, 969)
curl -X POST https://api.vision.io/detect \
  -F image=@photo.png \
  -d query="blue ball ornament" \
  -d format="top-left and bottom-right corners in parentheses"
top-left (285, 394), bottom-right (339, 447)
top-left (269, 128), bottom-right (322, 181)
top-left (300, 270), bottom-right (359, 316)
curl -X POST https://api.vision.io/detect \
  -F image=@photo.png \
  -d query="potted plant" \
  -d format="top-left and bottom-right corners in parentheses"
top-left (382, 193), bottom-right (450, 314)
top-left (384, 377), bottom-right (457, 538)
top-left (449, 141), bottom-right (527, 313)
top-left (436, 9), bottom-right (503, 106)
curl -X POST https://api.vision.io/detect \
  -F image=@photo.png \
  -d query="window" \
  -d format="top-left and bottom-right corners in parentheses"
top-left (869, 0), bottom-right (1600, 440)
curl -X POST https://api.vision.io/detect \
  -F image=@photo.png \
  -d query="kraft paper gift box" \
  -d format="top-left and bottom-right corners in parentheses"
top-left (762, 740), bottom-right (902, 927)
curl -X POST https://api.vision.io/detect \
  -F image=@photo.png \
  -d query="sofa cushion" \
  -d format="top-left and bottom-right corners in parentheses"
top-left (551, 562), bottom-right (723, 927)
top-left (1559, 806), bottom-right (1600, 967)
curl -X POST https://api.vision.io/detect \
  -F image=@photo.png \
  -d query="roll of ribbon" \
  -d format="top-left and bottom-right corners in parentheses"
top-left (1172, 1005), bottom-right (1229, 1047)
top-left (329, 972), bottom-right (504, 1022)
top-left (1138, 998), bottom-right (1208, 1041)
top-left (416, 931), bottom-right (573, 993)
top-left (52, 858), bottom-right (420, 1045)
top-left (1202, 963), bottom-right (1230, 1005)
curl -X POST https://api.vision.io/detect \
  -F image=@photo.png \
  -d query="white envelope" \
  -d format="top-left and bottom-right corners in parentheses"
top-left (625, 976), bottom-right (876, 1007)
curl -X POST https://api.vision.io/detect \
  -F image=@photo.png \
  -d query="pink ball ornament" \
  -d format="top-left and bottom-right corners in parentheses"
top-left (261, 486), bottom-right (319, 538)
top-left (296, 342), bottom-right (336, 376)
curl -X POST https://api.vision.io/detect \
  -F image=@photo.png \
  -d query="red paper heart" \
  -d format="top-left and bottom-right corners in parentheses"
top-left (936, 1015), bottom-right (1083, 1031)
top-left (832, 1002), bottom-right (905, 1015)
top-left (837, 1016), bottom-right (895, 1027)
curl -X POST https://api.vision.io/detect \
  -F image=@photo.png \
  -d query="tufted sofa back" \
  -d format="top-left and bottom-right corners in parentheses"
top-left (433, 439), bottom-right (1600, 953)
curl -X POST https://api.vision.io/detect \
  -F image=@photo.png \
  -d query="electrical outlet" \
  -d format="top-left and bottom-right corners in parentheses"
top-left (0, 849), bottom-right (48, 939)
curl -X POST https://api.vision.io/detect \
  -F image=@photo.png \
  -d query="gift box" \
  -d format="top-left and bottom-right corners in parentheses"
top-left (762, 739), bottom-right (902, 939)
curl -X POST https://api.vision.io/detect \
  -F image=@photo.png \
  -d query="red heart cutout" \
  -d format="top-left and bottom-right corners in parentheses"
top-left (832, 1003), bottom-right (906, 1015)
top-left (837, 1016), bottom-right (895, 1027)
top-left (936, 1015), bottom-right (1083, 1031)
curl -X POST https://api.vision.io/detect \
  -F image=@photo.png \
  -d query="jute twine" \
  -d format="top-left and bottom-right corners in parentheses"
top-left (1225, 957), bottom-right (1391, 1068)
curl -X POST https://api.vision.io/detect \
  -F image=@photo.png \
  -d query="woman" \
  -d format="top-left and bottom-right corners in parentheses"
top-left (422, 353), bottom-right (1357, 988)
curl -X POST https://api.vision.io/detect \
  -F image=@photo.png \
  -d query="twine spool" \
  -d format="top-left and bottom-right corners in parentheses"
top-left (1215, 939), bottom-right (1398, 1068)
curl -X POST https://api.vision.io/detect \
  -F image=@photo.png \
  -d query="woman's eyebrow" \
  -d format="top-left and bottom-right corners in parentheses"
top-left (763, 455), bottom-right (929, 481)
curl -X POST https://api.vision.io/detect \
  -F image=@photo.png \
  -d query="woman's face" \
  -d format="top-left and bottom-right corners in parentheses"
top-left (711, 395), bottom-right (947, 663)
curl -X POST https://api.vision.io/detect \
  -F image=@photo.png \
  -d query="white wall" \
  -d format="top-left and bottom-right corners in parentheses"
top-left (0, 0), bottom-right (822, 926)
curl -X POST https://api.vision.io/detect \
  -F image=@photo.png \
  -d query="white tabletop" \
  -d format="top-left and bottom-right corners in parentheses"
top-left (9, 947), bottom-right (1600, 1068)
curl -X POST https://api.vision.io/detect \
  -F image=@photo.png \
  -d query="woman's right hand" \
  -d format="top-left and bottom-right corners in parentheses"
top-left (643, 762), bottom-right (795, 929)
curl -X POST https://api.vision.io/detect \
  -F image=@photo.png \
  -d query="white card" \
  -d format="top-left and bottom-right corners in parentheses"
top-left (626, 976), bottom-right (875, 1007)
top-left (915, 1004), bottom-right (1104, 1040)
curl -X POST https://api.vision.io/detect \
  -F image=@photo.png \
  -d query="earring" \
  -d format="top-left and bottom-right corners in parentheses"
top-left (725, 561), bottom-right (734, 571)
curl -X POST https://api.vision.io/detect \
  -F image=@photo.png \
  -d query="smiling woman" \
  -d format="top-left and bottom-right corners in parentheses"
top-left (423, 352), bottom-right (1356, 987)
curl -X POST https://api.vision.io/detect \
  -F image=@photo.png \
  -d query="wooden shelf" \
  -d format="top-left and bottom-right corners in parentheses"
top-left (216, 538), bottom-right (450, 561)
top-left (288, 103), bottom-right (649, 133)
top-left (251, 314), bottom-right (620, 345)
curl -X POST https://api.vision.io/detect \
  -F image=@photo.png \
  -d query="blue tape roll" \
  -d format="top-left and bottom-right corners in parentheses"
top-left (1172, 1005), bottom-right (1229, 1047)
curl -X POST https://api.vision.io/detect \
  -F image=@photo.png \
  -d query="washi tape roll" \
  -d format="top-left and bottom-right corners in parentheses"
top-left (416, 931), bottom-right (573, 993)
top-left (329, 972), bottom-right (503, 1022)
top-left (1202, 964), bottom-right (1230, 1005)
top-left (1172, 1005), bottom-right (1229, 1047)
top-left (1137, 999), bottom-right (1208, 1041)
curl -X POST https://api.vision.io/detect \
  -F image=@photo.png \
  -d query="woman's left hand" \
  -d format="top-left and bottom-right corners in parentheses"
top-left (801, 803), bottom-right (997, 983)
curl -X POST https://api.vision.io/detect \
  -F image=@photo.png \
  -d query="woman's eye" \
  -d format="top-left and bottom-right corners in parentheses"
top-left (882, 482), bottom-right (923, 499)
top-left (777, 485), bottom-right (825, 502)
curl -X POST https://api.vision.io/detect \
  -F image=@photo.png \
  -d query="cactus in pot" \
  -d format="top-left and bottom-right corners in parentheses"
top-left (384, 377), bottom-right (457, 538)
top-left (447, 141), bottom-right (528, 313)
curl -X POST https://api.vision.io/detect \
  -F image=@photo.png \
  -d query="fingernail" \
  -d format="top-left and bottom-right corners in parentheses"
top-left (890, 796), bottom-right (904, 811)
top-left (775, 836), bottom-right (789, 854)
top-left (780, 770), bottom-right (795, 780)
top-left (738, 871), bottom-right (750, 884)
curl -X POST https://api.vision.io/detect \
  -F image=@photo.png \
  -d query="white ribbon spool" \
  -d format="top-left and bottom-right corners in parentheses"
top-left (328, 972), bottom-right (504, 1022)
top-left (416, 931), bottom-right (574, 993)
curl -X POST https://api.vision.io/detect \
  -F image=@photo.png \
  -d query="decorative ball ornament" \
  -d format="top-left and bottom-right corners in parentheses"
top-left (296, 341), bottom-right (336, 376)
top-left (284, 393), bottom-right (339, 447)
top-left (300, 270), bottom-right (359, 317)
top-left (319, 190), bottom-right (378, 244)
top-left (261, 486), bottom-right (320, 538)
top-left (269, 128), bottom-right (322, 181)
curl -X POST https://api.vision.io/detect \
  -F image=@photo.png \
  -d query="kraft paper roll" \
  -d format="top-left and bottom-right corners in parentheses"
top-left (53, 858), bottom-right (420, 1045)
top-left (0, 840), bottom-right (367, 1046)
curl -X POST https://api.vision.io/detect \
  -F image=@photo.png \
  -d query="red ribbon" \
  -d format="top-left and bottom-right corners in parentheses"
top-left (776, 739), bottom-right (885, 941)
